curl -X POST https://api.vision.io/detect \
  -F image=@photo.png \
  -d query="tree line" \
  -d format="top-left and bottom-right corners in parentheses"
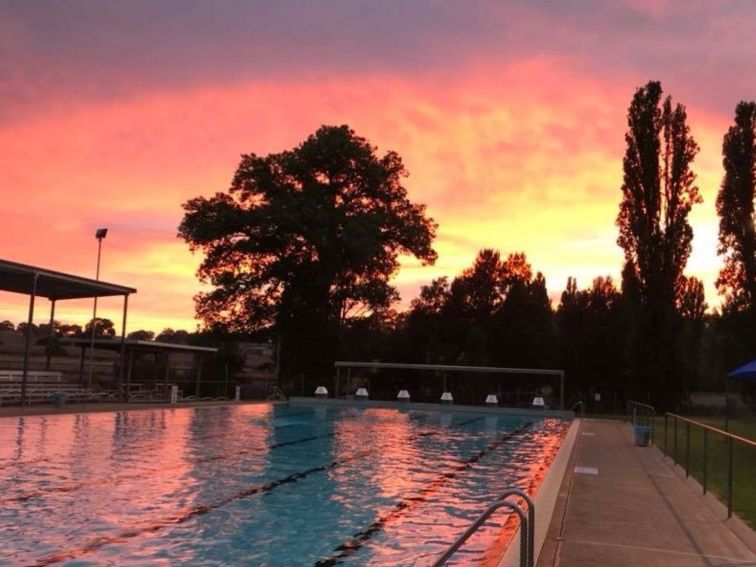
top-left (177, 80), bottom-right (755, 407)
top-left (6, 80), bottom-right (750, 407)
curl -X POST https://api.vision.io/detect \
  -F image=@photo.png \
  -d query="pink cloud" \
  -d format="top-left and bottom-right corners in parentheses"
top-left (0, 56), bottom-right (741, 330)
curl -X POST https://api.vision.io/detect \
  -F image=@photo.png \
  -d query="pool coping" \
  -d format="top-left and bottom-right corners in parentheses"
top-left (287, 396), bottom-right (574, 419)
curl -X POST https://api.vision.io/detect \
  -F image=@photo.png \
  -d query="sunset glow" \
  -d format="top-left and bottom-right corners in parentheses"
top-left (1, 1), bottom-right (754, 332)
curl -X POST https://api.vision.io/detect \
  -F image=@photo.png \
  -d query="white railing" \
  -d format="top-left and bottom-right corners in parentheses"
top-left (0, 370), bottom-right (62, 382)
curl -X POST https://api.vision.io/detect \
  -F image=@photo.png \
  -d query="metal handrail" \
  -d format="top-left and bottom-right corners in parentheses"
top-left (628, 400), bottom-right (655, 412)
top-left (666, 413), bottom-right (756, 448)
top-left (663, 412), bottom-right (756, 518)
top-left (433, 489), bottom-right (534, 567)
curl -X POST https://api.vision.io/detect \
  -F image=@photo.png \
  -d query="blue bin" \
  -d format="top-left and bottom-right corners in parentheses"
top-left (633, 425), bottom-right (651, 447)
top-left (52, 392), bottom-right (67, 407)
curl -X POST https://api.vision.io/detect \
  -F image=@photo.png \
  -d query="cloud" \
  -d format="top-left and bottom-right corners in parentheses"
top-left (1, 2), bottom-right (753, 329)
top-left (1, 1), bottom-right (754, 125)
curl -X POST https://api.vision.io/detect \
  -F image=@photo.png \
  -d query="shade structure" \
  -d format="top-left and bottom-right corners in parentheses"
top-left (728, 359), bottom-right (756, 383)
top-left (0, 258), bottom-right (136, 299)
top-left (0, 257), bottom-right (136, 405)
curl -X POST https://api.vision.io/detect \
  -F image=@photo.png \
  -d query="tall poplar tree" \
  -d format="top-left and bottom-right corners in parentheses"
top-left (616, 81), bottom-right (701, 397)
top-left (716, 101), bottom-right (756, 317)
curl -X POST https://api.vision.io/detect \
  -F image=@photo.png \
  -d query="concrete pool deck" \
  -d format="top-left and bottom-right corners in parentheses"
top-left (537, 418), bottom-right (756, 566)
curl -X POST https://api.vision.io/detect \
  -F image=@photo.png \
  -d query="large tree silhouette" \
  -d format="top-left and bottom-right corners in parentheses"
top-left (616, 81), bottom-right (701, 398)
top-left (179, 125), bottom-right (437, 384)
top-left (716, 101), bottom-right (755, 317)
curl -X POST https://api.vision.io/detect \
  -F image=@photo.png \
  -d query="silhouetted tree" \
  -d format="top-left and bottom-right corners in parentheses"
top-left (59, 323), bottom-right (82, 337)
top-left (16, 322), bottom-right (38, 335)
top-left (403, 277), bottom-right (452, 363)
top-left (155, 328), bottom-right (190, 343)
top-left (128, 329), bottom-right (155, 341)
top-left (179, 125), bottom-right (437, 387)
top-left (675, 276), bottom-right (708, 392)
top-left (616, 81), bottom-right (701, 399)
top-left (716, 101), bottom-right (755, 365)
top-left (84, 318), bottom-right (116, 338)
top-left (557, 276), bottom-right (625, 401)
top-left (492, 269), bottom-right (554, 369)
top-left (0, 320), bottom-right (14, 331)
top-left (677, 276), bottom-right (707, 322)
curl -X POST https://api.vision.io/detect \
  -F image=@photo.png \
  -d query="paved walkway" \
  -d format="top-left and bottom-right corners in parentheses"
top-left (538, 419), bottom-right (756, 566)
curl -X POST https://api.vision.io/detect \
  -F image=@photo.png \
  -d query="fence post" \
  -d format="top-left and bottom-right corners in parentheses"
top-left (673, 416), bottom-right (678, 466)
top-left (664, 414), bottom-right (668, 455)
top-left (685, 421), bottom-right (690, 478)
top-left (702, 428), bottom-right (708, 495)
top-left (727, 435), bottom-right (734, 518)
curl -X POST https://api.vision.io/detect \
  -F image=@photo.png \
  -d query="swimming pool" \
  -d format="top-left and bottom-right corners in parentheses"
top-left (0, 402), bottom-right (569, 566)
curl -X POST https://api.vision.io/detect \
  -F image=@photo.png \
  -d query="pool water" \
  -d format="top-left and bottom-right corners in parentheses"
top-left (0, 403), bottom-right (568, 566)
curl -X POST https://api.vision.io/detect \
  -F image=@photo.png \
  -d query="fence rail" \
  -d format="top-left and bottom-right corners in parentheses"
top-left (662, 412), bottom-right (756, 518)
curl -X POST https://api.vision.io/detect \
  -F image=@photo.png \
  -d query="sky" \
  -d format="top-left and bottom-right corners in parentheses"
top-left (0, 0), bottom-right (754, 333)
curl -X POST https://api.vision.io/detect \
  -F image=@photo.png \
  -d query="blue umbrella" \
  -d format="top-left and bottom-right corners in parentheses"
top-left (728, 359), bottom-right (756, 382)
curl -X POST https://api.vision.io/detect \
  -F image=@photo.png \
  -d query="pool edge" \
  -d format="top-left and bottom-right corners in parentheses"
top-left (498, 418), bottom-right (580, 567)
top-left (287, 396), bottom-right (574, 419)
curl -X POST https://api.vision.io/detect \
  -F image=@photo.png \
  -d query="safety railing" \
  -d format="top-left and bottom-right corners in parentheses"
top-left (433, 488), bottom-right (534, 567)
top-left (662, 413), bottom-right (756, 518)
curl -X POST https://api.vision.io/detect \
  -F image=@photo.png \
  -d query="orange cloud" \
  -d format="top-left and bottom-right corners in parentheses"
top-left (0, 58), bottom-right (734, 331)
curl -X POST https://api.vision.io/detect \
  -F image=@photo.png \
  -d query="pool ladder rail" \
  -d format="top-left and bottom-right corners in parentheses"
top-left (433, 488), bottom-right (534, 567)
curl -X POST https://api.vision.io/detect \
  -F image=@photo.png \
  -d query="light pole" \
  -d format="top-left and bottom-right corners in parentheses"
top-left (87, 228), bottom-right (108, 390)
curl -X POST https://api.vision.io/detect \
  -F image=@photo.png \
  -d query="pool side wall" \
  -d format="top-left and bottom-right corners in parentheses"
top-left (498, 418), bottom-right (580, 567)
top-left (287, 397), bottom-right (574, 419)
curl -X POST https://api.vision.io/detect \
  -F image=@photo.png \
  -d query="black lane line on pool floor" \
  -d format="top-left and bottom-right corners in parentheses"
top-left (26, 415), bottom-right (486, 567)
top-left (0, 407), bottom-right (322, 471)
top-left (313, 421), bottom-right (534, 566)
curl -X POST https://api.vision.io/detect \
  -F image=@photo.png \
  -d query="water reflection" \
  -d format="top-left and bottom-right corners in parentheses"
top-left (0, 405), bottom-right (569, 566)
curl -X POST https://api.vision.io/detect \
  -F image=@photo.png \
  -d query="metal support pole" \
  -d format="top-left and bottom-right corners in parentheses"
top-left (702, 429), bottom-right (708, 495)
top-left (119, 294), bottom-right (129, 401)
top-left (685, 421), bottom-right (690, 478)
top-left (21, 273), bottom-right (39, 406)
top-left (78, 346), bottom-right (86, 382)
top-left (127, 349), bottom-right (134, 396)
top-left (725, 375), bottom-right (730, 433)
top-left (88, 236), bottom-right (105, 391)
top-left (727, 436), bottom-right (734, 518)
top-left (45, 299), bottom-right (56, 370)
top-left (560, 371), bottom-right (565, 410)
top-left (335, 366), bottom-right (340, 400)
top-left (195, 354), bottom-right (202, 397)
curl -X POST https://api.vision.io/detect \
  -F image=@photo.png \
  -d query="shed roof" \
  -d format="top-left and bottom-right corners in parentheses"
top-left (60, 337), bottom-right (218, 354)
top-left (0, 258), bottom-right (136, 300)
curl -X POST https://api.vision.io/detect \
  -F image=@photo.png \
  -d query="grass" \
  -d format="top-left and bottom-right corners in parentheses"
top-left (650, 415), bottom-right (756, 528)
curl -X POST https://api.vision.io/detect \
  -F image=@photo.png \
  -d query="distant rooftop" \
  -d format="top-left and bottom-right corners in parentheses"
top-left (60, 337), bottom-right (217, 354)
